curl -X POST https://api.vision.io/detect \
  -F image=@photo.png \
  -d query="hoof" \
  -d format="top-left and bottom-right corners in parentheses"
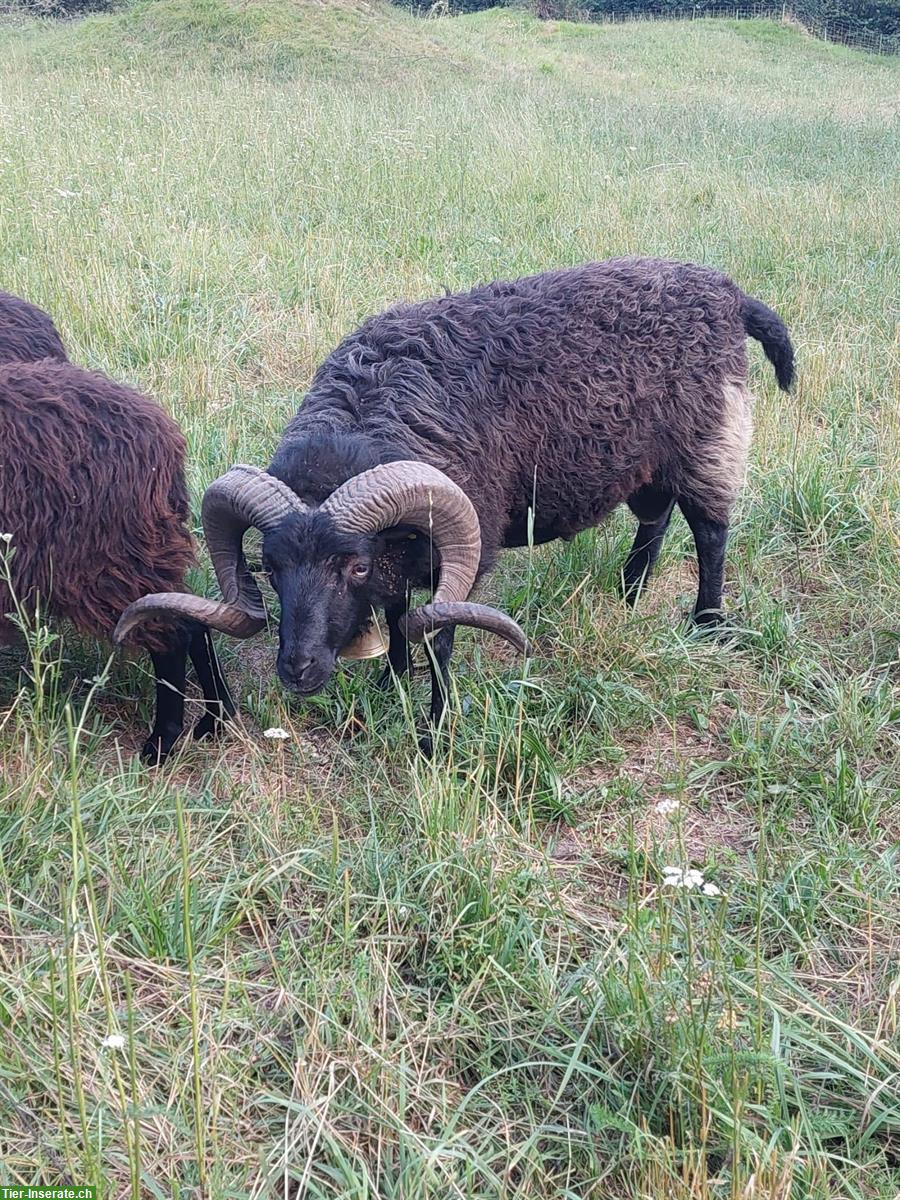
top-left (376, 662), bottom-right (411, 691)
top-left (693, 608), bottom-right (725, 629)
top-left (192, 712), bottom-right (229, 742)
top-left (691, 609), bottom-right (735, 644)
top-left (375, 667), bottom-right (394, 692)
top-left (140, 729), bottom-right (180, 766)
top-left (417, 718), bottom-right (446, 758)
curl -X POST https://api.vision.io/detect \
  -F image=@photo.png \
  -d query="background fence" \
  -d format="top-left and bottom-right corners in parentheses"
top-left (410, 1), bottom-right (900, 54)
top-left (578, 4), bottom-right (899, 53)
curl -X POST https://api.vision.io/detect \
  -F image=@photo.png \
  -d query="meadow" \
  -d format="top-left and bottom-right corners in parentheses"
top-left (0, 1), bottom-right (898, 1196)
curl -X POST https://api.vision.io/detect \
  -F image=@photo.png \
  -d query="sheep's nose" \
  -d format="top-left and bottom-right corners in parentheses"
top-left (284, 653), bottom-right (315, 680)
top-left (294, 656), bottom-right (315, 680)
top-left (277, 648), bottom-right (332, 695)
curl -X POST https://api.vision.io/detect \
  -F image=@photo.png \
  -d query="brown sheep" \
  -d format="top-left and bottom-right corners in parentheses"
top-left (0, 358), bottom-right (234, 761)
top-left (0, 289), bottom-right (68, 365)
top-left (117, 257), bottom-right (795, 750)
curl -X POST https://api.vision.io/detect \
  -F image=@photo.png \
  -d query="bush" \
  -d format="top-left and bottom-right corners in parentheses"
top-left (790, 0), bottom-right (900, 40)
top-left (12, 0), bottom-right (115, 14)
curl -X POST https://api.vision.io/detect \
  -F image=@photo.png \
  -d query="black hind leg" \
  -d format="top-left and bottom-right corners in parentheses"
top-left (678, 497), bottom-right (729, 627)
top-left (188, 626), bottom-right (236, 741)
top-left (623, 485), bottom-right (675, 605)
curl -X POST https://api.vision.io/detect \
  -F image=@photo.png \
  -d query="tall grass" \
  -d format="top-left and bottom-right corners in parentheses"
top-left (0, 2), bottom-right (897, 1196)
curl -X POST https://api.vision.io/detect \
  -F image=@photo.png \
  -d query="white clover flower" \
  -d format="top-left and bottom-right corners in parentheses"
top-left (662, 866), bottom-right (705, 890)
top-left (702, 882), bottom-right (722, 897)
top-left (654, 799), bottom-right (681, 815)
top-left (263, 727), bottom-right (289, 740)
top-left (101, 1033), bottom-right (126, 1050)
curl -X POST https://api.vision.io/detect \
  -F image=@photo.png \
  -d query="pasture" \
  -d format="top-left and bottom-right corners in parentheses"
top-left (0, 1), bottom-right (898, 1195)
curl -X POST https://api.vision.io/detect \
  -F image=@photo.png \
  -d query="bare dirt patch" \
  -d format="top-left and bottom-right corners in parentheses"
top-left (551, 712), bottom-right (756, 913)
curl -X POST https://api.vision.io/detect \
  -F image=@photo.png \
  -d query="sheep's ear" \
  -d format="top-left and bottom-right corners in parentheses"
top-left (339, 620), bottom-right (388, 661)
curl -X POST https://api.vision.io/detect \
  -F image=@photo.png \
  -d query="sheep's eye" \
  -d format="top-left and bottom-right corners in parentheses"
top-left (349, 562), bottom-right (369, 580)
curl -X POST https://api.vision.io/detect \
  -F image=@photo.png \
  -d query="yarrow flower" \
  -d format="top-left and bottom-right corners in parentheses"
top-left (661, 866), bottom-right (724, 897)
top-left (662, 866), bottom-right (705, 890)
top-left (101, 1033), bottom-right (126, 1050)
top-left (263, 727), bottom-right (289, 740)
top-left (654, 799), bottom-right (681, 815)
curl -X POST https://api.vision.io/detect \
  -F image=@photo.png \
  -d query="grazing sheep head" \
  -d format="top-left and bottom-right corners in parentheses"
top-left (114, 460), bottom-right (528, 696)
top-left (262, 509), bottom-right (391, 695)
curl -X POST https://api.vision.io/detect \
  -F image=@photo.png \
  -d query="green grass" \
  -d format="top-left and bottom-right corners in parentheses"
top-left (0, 1), bottom-right (898, 1196)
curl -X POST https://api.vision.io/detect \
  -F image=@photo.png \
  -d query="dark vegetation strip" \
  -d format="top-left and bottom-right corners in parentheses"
top-left (396, 1), bottom-right (900, 55)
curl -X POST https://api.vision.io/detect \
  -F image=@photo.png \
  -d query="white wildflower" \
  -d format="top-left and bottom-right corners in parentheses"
top-left (398, 905), bottom-right (409, 918)
top-left (661, 867), bottom-right (723, 897)
top-left (654, 799), bottom-right (681, 815)
top-left (263, 727), bottom-right (289, 740)
top-left (0, 532), bottom-right (12, 543)
top-left (662, 866), bottom-right (705, 890)
top-left (101, 1033), bottom-right (126, 1050)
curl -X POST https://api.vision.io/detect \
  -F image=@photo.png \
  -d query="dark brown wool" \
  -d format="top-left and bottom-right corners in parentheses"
top-left (273, 257), bottom-right (794, 573)
top-left (0, 290), bottom-right (68, 365)
top-left (0, 359), bottom-right (195, 652)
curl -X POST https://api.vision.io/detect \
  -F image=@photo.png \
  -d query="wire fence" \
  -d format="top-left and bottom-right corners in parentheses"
top-left (414, 2), bottom-right (898, 56)
top-left (523, 3), bottom-right (899, 55)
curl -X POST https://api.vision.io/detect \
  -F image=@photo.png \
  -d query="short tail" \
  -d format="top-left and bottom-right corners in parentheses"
top-left (742, 295), bottom-right (795, 391)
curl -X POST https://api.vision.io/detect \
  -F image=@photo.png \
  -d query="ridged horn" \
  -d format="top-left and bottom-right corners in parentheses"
top-left (114, 592), bottom-right (265, 643)
top-left (320, 461), bottom-right (528, 654)
top-left (402, 600), bottom-right (530, 655)
top-left (114, 465), bottom-right (311, 644)
top-left (201, 464), bottom-right (310, 618)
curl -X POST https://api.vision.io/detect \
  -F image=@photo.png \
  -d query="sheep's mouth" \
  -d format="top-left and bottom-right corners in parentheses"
top-left (276, 658), bottom-right (336, 697)
top-left (282, 679), bottom-right (328, 697)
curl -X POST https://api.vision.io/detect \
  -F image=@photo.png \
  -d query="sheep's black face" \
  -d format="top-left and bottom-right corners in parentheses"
top-left (263, 512), bottom-right (379, 696)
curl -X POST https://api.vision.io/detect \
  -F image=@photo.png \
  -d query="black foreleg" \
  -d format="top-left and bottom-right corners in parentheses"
top-left (188, 625), bottom-right (236, 741)
top-left (419, 626), bottom-right (456, 757)
top-left (144, 633), bottom-right (189, 765)
top-left (377, 601), bottom-right (413, 690)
